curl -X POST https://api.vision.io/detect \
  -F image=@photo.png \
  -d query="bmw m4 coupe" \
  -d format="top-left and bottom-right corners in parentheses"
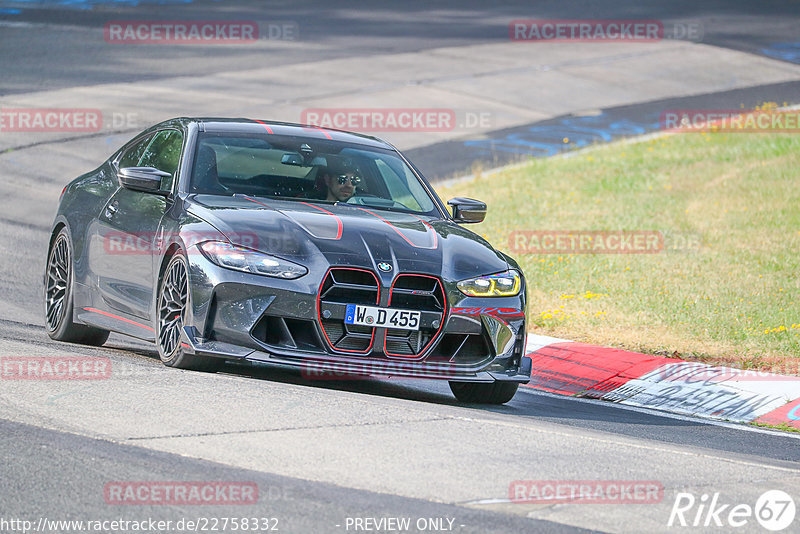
top-left (44, 118), bottom-right (530, 404)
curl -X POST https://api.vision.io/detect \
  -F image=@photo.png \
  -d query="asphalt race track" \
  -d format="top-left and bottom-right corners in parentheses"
top-left (1, 2), bottom-right (800, 533)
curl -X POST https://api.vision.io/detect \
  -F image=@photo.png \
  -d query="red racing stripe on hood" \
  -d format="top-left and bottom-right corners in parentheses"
top-left (299, 202), bottom-right (343, 239)
top-left (355, 207), bottom-right (437, 249)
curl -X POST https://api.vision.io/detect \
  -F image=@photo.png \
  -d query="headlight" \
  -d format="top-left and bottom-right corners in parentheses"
top-left (197, 241), bottom-right (307, 279)
top-left (457, 270), bottom-right (521, 297)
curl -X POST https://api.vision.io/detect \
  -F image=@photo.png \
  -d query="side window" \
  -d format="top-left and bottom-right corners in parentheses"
top-left (118, 134), bottom-right (154, 168)
top-left (138, 130), bottom-right (184, 192)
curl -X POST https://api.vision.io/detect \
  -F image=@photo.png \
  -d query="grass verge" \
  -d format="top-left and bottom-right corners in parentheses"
top-left (435, 131), bottom-right (800, 371)
top-left (750, 422), bottom-right (800, 434)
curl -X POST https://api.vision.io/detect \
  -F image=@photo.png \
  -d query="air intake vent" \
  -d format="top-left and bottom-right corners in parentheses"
top-left (427, 332), bottom-right (493, 366)
top-left (252, 315), bottom-right (325, 352)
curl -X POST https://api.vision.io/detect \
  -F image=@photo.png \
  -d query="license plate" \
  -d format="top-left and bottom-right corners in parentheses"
top-left (344, 304), bottom-right (421, 331)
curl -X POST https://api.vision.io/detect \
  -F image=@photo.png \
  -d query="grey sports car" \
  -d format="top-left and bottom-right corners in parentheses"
top-left (44, 118), bottom-right (530, 404)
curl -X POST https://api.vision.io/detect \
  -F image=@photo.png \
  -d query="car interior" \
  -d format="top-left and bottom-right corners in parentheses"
top-left (189, 135), bottom-right (431, 213)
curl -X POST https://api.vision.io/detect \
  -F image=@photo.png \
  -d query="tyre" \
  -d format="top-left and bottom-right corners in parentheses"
top-left (156, 251), bottom-right (221, 372)
top-left (45, 228), bottom-right (110, 346)
top-left (449, 381), bottom-right (520, 404)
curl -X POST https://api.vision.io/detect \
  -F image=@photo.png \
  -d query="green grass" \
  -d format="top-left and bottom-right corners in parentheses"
top-left (750, 421), bottom-right (800, 434)
top-left (436, 132), bottom-right (800, 370)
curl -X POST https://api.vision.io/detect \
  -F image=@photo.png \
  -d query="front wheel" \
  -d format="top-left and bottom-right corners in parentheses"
top-left (45, 228), bottom-right (109, 346)
top-left (156, 251), bottom-right (220, 372)
top-left (449, 381), bottom-right (520, 404)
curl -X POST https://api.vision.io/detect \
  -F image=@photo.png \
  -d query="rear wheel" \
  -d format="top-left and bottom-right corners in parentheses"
top-left (45, 229), bottom-right (110, 345)
top-left (449, 381), bottom-right (520, 404)
top-left (156, 251), bottom-right (221, 372)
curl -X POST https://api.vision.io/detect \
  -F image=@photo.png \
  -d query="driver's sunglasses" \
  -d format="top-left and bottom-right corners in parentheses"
top-left (336, 174), bottom-right (361, 186)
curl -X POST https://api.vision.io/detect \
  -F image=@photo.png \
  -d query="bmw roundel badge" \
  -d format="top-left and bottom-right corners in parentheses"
top-left (378, 262), bottom-right (392, 272)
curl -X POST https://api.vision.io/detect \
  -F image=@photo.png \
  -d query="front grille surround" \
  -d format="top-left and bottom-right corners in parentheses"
top-left (317, 268), bottom-right (448, 359)
top-left (317, 268), bottom-right (379, 354)
top-left (383, 273), bottom-right (446, 359)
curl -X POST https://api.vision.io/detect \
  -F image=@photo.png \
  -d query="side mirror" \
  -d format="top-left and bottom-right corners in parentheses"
top-left (447, 197), bottom-right (487, 223)
top-left (118, 167), bottom-right (171, 196)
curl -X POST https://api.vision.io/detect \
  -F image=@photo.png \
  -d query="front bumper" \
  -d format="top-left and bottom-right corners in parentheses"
top-left (184, 252), bottom-right (530, 383)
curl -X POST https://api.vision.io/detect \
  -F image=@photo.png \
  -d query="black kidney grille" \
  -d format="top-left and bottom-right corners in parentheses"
top-left (318, 270), bottom-right (448, 358)
top-left (318, 268), bottom-right (379, 353)
top-left (384, 274), bottom-right (446, 358)
top-left (389, 276), bottom-right (444, 311)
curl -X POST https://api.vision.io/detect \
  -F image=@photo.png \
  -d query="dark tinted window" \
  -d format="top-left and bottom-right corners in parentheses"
top-left (190, 133), bottom-right (437, 214)
top-left (139, 129), bottom-right (184, 192)
top-left (119, 134), bottom-right (154, 168)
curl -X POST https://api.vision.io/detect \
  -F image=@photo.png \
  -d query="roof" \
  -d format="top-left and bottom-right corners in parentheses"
top-left (187, 117), bottom-right (393, 149)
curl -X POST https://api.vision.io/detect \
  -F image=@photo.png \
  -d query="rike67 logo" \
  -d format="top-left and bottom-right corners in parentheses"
top-left (669, 490), bottom-right (796, 531)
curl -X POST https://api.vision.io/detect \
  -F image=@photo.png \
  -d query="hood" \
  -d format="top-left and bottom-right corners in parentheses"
top-left (186, 195), bottom-right (509, 282)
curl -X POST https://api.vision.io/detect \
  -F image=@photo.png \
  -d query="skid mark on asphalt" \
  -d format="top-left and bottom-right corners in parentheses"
top-left (126, 416), bottom-right (452, 442)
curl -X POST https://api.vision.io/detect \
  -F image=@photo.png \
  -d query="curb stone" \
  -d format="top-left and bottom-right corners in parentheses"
top-left (523, 334), bottom-right (800, 429)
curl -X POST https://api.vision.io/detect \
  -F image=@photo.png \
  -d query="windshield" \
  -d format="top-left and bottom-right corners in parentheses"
top-left (190, 132), bottom-right (439, 215)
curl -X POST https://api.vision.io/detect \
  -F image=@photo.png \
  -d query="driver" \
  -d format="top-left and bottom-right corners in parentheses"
top-left (321, 160), bottom-right (362, 202)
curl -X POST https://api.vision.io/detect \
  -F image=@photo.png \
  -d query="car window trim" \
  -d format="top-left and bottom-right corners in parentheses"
top-left (114, 132), bottom-right (154, 169)
top-left (115, 128), bottom-right (185, 198)
top-left (142, 128), bottom-right (184, 196)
